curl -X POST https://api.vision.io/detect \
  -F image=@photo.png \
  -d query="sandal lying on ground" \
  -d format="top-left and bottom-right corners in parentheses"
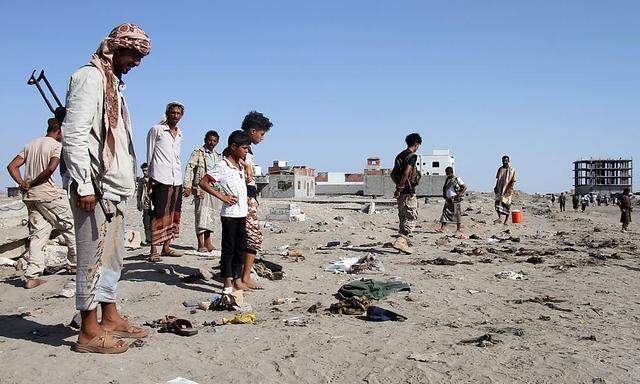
top-left (158, 316), bottom-right (198, 336)
top-left (148, 254), bottom-right (161, 262)
top-left (108, 324), bottom-right (149, 339)
top-left (72, 330), bottom-right (129, 354)
top-left (162, 249), bottom-right (184, 257)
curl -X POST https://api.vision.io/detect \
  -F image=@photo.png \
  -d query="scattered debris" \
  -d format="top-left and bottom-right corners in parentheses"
top-left (459, 333), bottom-right (501, 347)
top-left (283, 316), bottom-right (308, 326)
top-left (495, 271), bottom-right (526, 280)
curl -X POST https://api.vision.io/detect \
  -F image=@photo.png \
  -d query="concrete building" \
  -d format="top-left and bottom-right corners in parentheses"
top-left (316, 172), bottom-right (364, 195)
top-left (416, 149), bottom-right (455, 175)
top-left (574, 158), bottom-right (633, 195)
top-left (260, 160), bottom-right (316, 198)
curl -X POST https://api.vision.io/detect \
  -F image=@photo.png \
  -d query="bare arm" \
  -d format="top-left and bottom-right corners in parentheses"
top-left (199, 174), bottom-right (237, 205)
top-left (394, 165), bottom-right (413, 198)
top-left (458, 184), bottom-right (468, 197)
top-left (28, 156), bottom-right (60, 189)
top-left (6, 155), bottom-right (28, 191)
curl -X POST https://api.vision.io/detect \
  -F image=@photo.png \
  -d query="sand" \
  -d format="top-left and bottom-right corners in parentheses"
top-left (0, 192), bottom-right (639, 384)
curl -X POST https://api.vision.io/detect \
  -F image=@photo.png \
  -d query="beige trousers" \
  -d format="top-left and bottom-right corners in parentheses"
top-left (24, 197), bottom-right (76, 279)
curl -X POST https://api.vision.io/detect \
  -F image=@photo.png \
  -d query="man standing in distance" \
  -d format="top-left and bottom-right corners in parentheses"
top-left (146, 102), bottom-right (185, 261)
top-left (184, 130), bottom-right (221, 252)
top-left (493, 155), bottom-right (517, 225)
top-left (62, 23), bottom-right (151, 353)
top-left (239, 111), bottom-right (272, 290)
top-left (391, 133), bottom-right (422, 254)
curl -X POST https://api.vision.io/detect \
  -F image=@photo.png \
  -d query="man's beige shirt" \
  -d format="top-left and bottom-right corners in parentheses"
top-left (19, 136), bottom-right (62, 202)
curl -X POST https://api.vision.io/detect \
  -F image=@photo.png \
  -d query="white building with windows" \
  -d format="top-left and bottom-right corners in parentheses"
top-left (416, 149), bottom-right (455, 176)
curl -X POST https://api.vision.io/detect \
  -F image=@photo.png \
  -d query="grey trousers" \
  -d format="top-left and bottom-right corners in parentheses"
top-left (71, 195), bottom-right (124, 311)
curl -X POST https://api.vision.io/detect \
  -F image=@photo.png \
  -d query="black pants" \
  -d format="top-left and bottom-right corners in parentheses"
top-left (559, 202), bottom-right (565, 212)
top-left (220, 216), bottom-right (247, 279)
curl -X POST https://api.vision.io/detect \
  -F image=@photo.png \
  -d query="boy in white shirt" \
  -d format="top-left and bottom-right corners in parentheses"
top-left (199, 130), bottom-right (251, 292)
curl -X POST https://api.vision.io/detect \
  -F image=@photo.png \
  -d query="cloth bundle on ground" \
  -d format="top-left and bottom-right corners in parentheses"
top-left (254, 258), bottom-right (284, 280)
top-left (329, 296), bottom-right (371, 315)
top-left (336, 278), bottom-right (410, 300)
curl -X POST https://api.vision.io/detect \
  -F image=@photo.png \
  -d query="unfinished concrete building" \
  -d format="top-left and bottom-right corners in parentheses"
top-left (260, 160), bottom-right (316, 198)
top-left (573, 158), bottom-right (633, 195)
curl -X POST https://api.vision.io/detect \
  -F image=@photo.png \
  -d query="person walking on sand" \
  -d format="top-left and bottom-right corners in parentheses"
top-left (437, 166), bottom-right (467, 235)
top-left (559, 192), bottom-right (566, 212)
top-left (184, 130), bottom-right (222, 252)
top-left (391, 133), bottom-right (422, 254)
top-left (146, 102), bottom-right (185, 262)
top-left (7, 119), bottom-right (76, 289)
top-left (494, 155), bottom-right (516, 225)
top-left (581, 194), bottom-right (589, 212)
top-left (618, 188), bottom-right (633, 232)
top-left (62, 23), bottom-right (151, 354)
top-left (572, 193), bottom-right (580, 211)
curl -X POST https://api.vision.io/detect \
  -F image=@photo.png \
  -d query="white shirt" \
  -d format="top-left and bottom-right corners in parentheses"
top-left (207, 158), bottom-right (248, 218)
top-left (61, 66), bottom-right (137, 200)
top-left (446, 176), bottom-right (465, 199)
top-left (147, 124), bottom-right (183, 186)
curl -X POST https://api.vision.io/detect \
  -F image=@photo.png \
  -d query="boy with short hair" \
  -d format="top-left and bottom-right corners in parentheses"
top-left (199, 130), bottom-right (251, 292)
top-left (240, 111), bottom-right (273, 290)
top-left (391, 133), bottom-right (422, 254)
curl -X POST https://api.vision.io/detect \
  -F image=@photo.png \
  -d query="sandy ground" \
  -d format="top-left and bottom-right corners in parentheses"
top-left (0, 192), bottom-right (639, 384)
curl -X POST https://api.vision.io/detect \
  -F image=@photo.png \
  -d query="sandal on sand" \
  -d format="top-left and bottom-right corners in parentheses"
top-left (148, 254), bottom-right (161, 262)
top-left (158, 316), bottom-right (198, 337)
top-left (109, 324), bottom-right (149, 339)
top-left (162, 249), bottom-right (184, 257)
top-left (72, 330), bottom-right (129, 354)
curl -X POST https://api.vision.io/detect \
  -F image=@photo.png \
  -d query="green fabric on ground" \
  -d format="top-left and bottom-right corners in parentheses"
top-left (337, 278), bottom-right (410, 300)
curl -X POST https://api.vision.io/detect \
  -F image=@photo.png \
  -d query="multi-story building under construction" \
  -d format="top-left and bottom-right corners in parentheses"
top-left (573, 158), bottom-right (633, 195)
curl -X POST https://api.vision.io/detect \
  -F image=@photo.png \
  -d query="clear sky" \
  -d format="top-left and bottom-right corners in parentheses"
top-left (1, 1), bottom-right (638, 193)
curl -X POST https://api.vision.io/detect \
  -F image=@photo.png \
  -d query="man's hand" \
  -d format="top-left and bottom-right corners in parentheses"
top-left (77, 195), bottom-right (96, 212)
top-left (18, 181), bottom-right (29, 193)
top-left (221, 195), bottom-right (238, 205)
top-left (394, 190), bottom-right (401, 199)
top-left (183, 187), bottom-right (191, 197)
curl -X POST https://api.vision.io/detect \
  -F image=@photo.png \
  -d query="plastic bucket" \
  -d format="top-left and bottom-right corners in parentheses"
top-left (511, 210), bottom-right (522, 224)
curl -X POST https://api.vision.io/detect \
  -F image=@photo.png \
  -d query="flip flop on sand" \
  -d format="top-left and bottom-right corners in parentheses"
top-left (109, 324), bottom-right (149, 339)
top-left (158, 316), bottom-right (198, 337)
top-left (148, 254), bottom-right (161, 262)
top-left (72, 330), bottom-right (129, 354)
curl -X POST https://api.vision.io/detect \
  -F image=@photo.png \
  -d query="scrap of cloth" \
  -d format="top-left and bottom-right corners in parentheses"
top-left (494, 166), bottom-right (516, 214)
top-left (90, 23), bottom-right (151, 170)
top-left (336, 278), bottom-right (410, 300)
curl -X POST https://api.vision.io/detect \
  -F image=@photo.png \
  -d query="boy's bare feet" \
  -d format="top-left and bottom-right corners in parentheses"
top-left (241, 278), bottom-right (263, 290)
top-left (234, 279), bottom-right (252, 291)
top-left (25, 279), bottom-right (46, 289)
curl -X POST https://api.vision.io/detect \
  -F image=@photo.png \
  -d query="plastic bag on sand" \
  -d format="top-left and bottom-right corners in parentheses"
top-left (167, 378), bottom-right (199, 384)
top-left (325, 257), bottom-right (360, 273)
top-left (221, 312), bottom-right (256, 325)
top-left (495, 271), bottom-right (526, 280)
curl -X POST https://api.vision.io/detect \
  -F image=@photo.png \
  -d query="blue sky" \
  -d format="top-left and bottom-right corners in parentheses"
top-left (1, 1), bottom-right (638, 193)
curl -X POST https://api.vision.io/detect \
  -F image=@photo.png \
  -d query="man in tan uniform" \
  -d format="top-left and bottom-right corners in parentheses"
top-left (6, 119), bottom-right (76, 289)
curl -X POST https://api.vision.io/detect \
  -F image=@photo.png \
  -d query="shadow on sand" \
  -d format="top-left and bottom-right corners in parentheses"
top-left (0, 314), bottom-right (76, 348)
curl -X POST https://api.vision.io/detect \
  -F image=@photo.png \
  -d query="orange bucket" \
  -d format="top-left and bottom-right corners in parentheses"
top-left (511, 210), bottom-right (522, 224)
